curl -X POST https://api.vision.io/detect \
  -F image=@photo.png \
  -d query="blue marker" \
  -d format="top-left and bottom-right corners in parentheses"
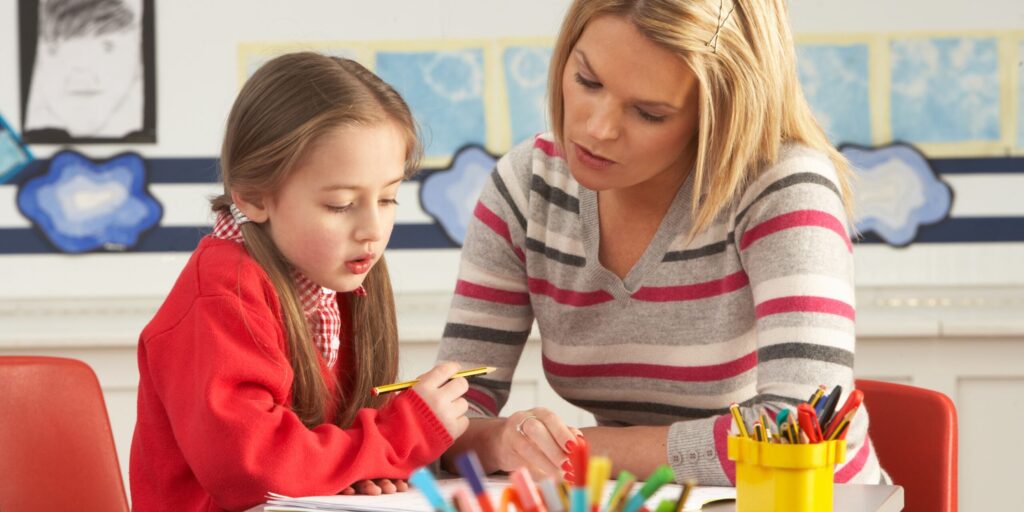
top-left (410, 466), bottom-right (456, 512)
top-left (455, 451), bottom-right (495, 512)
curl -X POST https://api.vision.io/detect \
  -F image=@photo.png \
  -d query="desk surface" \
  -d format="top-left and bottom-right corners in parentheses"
top-left (701, 484), bottom-right (904, 512)
top-left (248, 484), bottom-right (904, 512)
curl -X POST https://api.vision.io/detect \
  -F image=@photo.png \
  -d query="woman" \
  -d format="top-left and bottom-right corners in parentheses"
top-left (437, 0), bottom-right (885, 486)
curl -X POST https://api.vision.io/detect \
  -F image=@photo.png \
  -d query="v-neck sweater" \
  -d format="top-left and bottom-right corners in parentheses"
top-left (437, 133), bottom-right (884, 486)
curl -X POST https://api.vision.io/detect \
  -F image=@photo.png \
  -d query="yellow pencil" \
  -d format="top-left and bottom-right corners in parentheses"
top-left (371, 366), bottom-right (496, 396)
top-left (729, 403), bottom-right (750, 438)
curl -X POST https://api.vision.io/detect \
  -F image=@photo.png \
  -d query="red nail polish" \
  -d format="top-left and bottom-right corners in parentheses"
top-left (561, 460), bottom-right (573, 472)
top-left (564, 471), bottom-right (574, 482)
top-left (565, 439), bottom-right (577, 452)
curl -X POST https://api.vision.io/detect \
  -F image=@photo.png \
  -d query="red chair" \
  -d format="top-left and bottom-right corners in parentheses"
top-left (0, 356), bottom-right (129, 511)
top-left (856, 379), bottom-right (957, 512)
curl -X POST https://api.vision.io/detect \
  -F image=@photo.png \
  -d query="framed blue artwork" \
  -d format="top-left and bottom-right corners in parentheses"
top-left (503, 46), bottom-right (552, 146)
top-left (796, 42), bottom-right (872, 146)
top-left (376, 49), bottom-right (487, 159)
top-left (891, 37), bottom-right (1000, 143)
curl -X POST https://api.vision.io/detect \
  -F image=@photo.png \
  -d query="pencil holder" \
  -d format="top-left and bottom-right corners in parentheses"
top-left (726, 436), bottom-right (846, 512)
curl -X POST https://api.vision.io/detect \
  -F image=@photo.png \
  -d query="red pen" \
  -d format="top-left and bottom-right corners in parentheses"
top-left (797, 403), bottom-right (823, 443)
top-left (824, 389), bottom-right (863, 440)
top-left (512, 467), bottom-right (548, 512)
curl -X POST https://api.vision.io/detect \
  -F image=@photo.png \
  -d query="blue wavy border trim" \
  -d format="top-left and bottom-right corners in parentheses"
top-left (3, 156), bottom-right (1024, 253)
top-left (1, 217), bottom-right (1023, 253)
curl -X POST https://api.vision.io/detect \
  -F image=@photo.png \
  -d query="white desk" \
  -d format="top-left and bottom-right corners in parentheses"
top-left (248, 484), bottom-right (904, 512)
top-left (701, 484), bottom-right (904, 512)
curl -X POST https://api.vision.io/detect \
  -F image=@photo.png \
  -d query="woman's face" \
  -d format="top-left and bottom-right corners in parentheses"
top-left (561, 14), bottom-right (700, 194)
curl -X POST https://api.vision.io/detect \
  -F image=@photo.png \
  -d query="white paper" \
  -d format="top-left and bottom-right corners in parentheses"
top-left (265, 476), bottom-right (734, 512)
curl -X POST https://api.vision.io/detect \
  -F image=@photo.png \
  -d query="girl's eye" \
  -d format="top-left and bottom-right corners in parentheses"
top-left (574, 73), bottom-right (601, 90)
top-left (327, 204), bottom-right (353, 213)
top-left (637, 108), bottom-right (667, 123)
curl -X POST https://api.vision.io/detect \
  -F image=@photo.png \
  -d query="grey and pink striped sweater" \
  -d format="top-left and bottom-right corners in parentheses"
top-left (436, 134), bottom-right (886, 485)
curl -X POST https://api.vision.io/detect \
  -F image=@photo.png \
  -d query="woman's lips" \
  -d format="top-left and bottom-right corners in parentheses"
top-left (573, 142), bottom-right (616, 170)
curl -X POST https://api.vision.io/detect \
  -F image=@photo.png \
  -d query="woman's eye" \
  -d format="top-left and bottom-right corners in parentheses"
top-left (637, 109), bottom-right (667, 123)
top-left (327, 204), bottom-right (353, 213)
top-left (380, 198), bottom-right (400, 206)
top-left (574, 73), bottom-right (601, 90)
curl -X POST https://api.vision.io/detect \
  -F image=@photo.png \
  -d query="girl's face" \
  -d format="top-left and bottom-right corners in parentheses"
top-left (561, 14), bottom-right (700, 195)
top-left (256, 122), bottom-right (407, 293)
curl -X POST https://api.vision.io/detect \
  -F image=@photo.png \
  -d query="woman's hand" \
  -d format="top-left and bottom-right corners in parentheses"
top-left (340, 479), bottom-right (409, 495)
top-left (410, 362), bottom-right (470, 439)
top-left (492, 408), bottom-right (582, 479)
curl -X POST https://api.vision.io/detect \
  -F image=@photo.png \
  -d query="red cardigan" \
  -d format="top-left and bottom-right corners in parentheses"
top-left (130, 237), bottom-right (452, 512)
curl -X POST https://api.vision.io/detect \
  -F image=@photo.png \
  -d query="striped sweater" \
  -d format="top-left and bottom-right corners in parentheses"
top-left (436, 134), bottom-right (885, 486)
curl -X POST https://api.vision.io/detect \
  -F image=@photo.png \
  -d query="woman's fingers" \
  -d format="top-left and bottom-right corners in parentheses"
top-left (516, 414), bottom-right (569, 471)
top-left (513, 429), bottom-right (561, 478)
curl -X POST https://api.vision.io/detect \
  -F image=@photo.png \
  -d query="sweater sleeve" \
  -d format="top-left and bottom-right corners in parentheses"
top-left (142, 294), bottom-right (452, 510)
top-left (435, 141), bottom-right (536, 417)
top-left (665, 151), bottom-right (869, 485)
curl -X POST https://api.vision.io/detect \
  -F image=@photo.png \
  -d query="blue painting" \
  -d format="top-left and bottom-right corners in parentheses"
top-left (891, 37), bottom-right (1000, 143)
top-left (0, 114), bottom-right (34, 183)
top-left (842, 143), bottom-right (952, 247)
top-left (17, 151), bottom-right (162, 253)
top-left (796, 43), bottom-right (872, 146)
top-left (504, 46), bottom-right (552, 146)
top-left (419, 145), bottom-right (498, 245)
top-left (376, 49), bottom-right (486, 158)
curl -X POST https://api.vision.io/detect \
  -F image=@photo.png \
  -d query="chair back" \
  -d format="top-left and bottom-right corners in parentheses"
top-left (0, 356), bottom-right (129, 511)
top-left (856, 379), bottom-right (957, 512)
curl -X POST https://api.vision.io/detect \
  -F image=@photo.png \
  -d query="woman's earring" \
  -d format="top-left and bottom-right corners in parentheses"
top-left (353, 285), bottom-right (367, 297)
top-left (229, 204), bottom-right (251, 225)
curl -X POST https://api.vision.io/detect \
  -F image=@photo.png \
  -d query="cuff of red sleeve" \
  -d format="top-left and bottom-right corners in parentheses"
top-left (401, 389), bottom-right (454, 449)
top-left (667, 418), bottom-right (733, 486)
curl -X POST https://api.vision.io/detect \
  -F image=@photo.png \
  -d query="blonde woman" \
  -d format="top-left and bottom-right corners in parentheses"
top-left (437, 0), bottom-right (887, 486)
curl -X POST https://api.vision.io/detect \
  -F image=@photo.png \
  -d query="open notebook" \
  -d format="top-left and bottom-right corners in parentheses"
top-left (264, 475), bottom-right (735, 512)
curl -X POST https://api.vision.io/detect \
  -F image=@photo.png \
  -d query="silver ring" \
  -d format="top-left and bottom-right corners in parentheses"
top-left (515, 415), bottom-right (539, 437)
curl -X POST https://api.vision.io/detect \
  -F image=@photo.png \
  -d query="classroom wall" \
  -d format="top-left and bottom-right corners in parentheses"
top-left (2, 1), bottom-right (1023, 509)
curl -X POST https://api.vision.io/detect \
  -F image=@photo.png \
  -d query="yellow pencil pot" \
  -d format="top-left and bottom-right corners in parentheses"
top-left (726, 436), bottom-right (846, 512)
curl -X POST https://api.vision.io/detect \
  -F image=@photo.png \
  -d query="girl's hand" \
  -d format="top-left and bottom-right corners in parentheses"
top-left (410, 362), bottom-right (470, 439)
top-left (340, 479), bottom-right (409, 495)
top-left (493, 408), bottom-right (582, 479)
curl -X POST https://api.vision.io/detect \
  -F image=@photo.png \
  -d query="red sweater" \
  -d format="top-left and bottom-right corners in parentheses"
top-left (130, 237), bottom-right (452, 511)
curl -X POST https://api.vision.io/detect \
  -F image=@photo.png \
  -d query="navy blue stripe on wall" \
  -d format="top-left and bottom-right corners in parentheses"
top-left (10, 154), bottom-right (1024, 186)
top-left (0, 224), bottom-right (458, 254)
top-left (2, 218), bottom-right (1023, 254)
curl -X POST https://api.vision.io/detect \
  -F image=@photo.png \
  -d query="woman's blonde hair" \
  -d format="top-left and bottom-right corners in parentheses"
top-left (211, 52), bottom-right (421, 428)
top-left (548, 0), bottom-right (854, 235)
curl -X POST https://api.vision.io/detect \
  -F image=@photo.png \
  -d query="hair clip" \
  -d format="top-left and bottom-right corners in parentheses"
top-left (706, 0), bottom-right (737, 53)
top-left (229, 203), bottom-right (251, 225)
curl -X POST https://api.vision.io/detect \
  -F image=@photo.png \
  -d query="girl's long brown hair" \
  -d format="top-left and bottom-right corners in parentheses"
top-left (211, 52), bottom-right (421, 428)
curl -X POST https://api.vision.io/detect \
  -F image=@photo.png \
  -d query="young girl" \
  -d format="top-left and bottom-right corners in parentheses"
top-left (438, 0), bottom-right (886, 486)
top-left (130, 52), bottom-right (470, 512)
